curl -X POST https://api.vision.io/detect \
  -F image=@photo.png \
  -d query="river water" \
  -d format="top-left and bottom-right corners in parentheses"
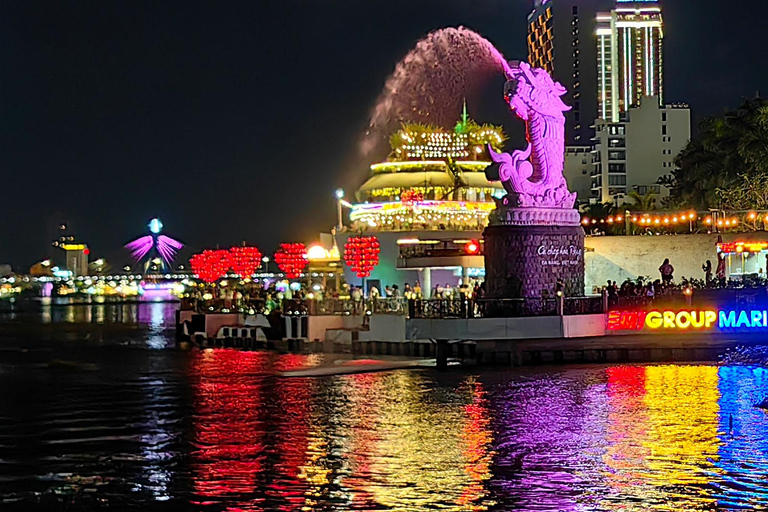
top-left (1, 302), bottom-right (768, 511)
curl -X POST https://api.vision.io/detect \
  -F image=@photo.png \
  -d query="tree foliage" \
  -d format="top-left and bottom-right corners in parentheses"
top-left (625, 191), bottom-right (657, 211)
top-left (582, 202), bottom-right (615, 218)
top-left (663, 97), bottom-right (768, 209)
top-left (716, 172), bottom-right (768, 210)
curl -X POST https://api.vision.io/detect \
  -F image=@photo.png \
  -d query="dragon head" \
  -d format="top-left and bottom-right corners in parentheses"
top-left (503, 61), bottom-right (570, 121)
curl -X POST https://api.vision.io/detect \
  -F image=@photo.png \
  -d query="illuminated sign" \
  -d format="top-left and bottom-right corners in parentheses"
top-left (717, 242), bottom-right (768, 254)
top-left (719, 310), bottom-right (768, 329)
top-left (607, 309), bottom-right (768, 332)
top-left (60, 243), bottom-right (87, 251)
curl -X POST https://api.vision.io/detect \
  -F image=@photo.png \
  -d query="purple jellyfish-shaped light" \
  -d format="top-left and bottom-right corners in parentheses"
top-left (156, 235), bottom-right (183, 265)
top-left (124, 218), bottom-right (183, 269)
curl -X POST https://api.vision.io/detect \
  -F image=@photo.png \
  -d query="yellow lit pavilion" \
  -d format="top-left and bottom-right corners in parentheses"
top-left (351, 110), bottom-right (506, 232)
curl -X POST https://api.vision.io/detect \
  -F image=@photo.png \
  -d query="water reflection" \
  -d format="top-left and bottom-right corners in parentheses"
top-left (3, 338), bottom-right (768, 511)
top-left (603, 365), bottom-right (722, 510)
top-left (29, 298), bottom-right (179, 326)
top-left (337, 371), bottom-right (495, 510)
top-left (715, 366), bottom-right (768, 508)
top-left (190, 349), bottom-right (269, 506)
top-left (458, 379), bottom-right (494, 508)
top-left (187, 353), bottom-right (499, 511)
top-left (490, 370), bottom-right (610, 511)
top-left (136, 375), bottom-right (182, 502)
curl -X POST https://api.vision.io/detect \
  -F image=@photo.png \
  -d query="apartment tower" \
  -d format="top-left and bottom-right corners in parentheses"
top-left (527, 0), bottom-right (613, 144)
top-left (596, 0), bottom-right (664, 122)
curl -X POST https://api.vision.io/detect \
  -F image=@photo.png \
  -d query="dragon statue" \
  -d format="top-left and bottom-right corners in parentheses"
top-left (486, 61), bottom-right (577, 209)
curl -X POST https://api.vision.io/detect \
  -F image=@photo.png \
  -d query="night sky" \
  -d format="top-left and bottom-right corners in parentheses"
top-left (1, 0), bottom-right (764, 269)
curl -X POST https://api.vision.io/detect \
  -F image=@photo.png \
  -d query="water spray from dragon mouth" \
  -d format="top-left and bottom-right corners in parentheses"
top-left (361, 27), bottom-right (512, 156)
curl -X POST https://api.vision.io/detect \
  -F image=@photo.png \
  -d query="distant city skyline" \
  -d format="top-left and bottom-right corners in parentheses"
top-left (1, 0), bottom-right (765, 268)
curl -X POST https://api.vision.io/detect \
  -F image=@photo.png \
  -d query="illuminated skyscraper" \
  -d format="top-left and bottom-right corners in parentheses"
top-left (527, 0), bottom-right (612, 144)
top-left (597, 0), bottom-right (664, 122)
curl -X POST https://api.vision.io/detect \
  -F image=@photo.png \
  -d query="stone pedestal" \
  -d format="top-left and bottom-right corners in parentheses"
top-left (483, 207), bottom-right (585, 300)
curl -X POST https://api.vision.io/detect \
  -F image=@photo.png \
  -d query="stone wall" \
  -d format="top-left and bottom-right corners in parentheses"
top-left (407, 316), bottom-right (563, 340)
top-left (484, 225), bottom-right (585, 298)
top-left (407, 314), bottom-right (605, 340)
top-left (585, 232), bottom-right (768, 292)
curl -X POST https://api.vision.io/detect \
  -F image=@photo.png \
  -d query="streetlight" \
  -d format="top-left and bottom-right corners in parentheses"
top-left (335, 189), bottom-right (345, 230)
top-left (262, 255), bottom-right (270, 273)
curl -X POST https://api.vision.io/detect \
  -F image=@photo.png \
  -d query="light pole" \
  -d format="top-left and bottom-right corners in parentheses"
top-left (625, 209), bottom-right (631, 236)
top-left (335, 188), bottom-right (345, 230)
top-left (262, 256), bottom-right (270, 274)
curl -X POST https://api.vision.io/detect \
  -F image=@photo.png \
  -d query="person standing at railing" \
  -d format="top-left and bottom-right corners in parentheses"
top-left (716, 254), bottom-right (726, 287)
top-left (351, 286), bottom-right (363, 315)
top-left (646, 282), bottom-right (656, 301)
top-left (474, 281), bottom-right (486, 317)
top-left (413, 281), bottom-right (422, 299)
top-left (659, 258), bottom-right (674, 284)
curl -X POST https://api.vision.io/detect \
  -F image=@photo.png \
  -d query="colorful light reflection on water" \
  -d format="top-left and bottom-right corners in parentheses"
top-left (2, 339), bottom-right (768, 511)
top-left (184, 353), bottom-right (768, 511)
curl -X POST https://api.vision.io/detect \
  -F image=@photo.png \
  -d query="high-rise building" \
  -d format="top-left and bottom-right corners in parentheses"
top-left (563, 146), bottom-right (594, 203)
top-left (527, 0), bottom-right (613, 144)
top-left (52, 237), bottom-right (90, 277)
top-left (597, 0), bottom-right (664, 122)
top-left (591, 96), bottom-right (689, 203)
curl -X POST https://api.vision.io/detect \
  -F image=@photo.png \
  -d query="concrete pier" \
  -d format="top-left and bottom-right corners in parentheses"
top-left (177, 310), bottom-right (768, 369)
top-left (437, 332), bottom-right (768, 368)
top-left (341, 333), bottom-right (767, 368)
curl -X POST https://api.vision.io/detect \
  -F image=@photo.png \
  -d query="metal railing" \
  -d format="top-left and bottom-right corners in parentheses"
top-left (408, 296), bottom-right (604, 319)
top-left (183, 296), bottom-right (605, 319)
top-left (181, 298), bottom-right (267, 314)
top-left (611, 295), bottom-right (688, 310)
top-left (284, 298), bottom-right (408, 316)
top-left (563, 296), bottom-right (605, 315)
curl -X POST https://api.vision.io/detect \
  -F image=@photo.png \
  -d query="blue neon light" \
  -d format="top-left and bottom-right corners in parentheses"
top-left (719, 310), bottom-right (768, 330)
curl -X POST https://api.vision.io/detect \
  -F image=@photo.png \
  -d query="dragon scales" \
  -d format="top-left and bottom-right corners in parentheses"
top-left (485, 62), bottom-right (577, 209)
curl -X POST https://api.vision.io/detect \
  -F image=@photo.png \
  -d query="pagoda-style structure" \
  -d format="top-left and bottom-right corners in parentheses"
top-left (351, 107), bottom-right (507, 232)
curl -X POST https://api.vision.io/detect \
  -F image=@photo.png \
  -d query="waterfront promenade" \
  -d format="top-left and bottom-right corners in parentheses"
top-left (178, 291), bottom-right (768, 368)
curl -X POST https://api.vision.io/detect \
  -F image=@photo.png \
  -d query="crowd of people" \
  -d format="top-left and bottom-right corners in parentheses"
top-left (366, 281), bottom-right (486, 301)
top-left (185, 277), bottom-right (490, 316)
top-left (603, 259), bottom-right (680, 306)
top-left (604, 277), bottom-right (679, 305)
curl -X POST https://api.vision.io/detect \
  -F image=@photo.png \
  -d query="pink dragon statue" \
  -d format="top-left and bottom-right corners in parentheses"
top-left (486, 61), bottom-right (577, 209)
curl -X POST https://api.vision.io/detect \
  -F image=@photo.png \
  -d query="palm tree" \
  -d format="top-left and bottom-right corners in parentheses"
top-left (666, 97), bottom-right (768, 209)
top-left (626, 191), bottom-right (657, 211)
top-left (582, 202), bottom-right (616, 219)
